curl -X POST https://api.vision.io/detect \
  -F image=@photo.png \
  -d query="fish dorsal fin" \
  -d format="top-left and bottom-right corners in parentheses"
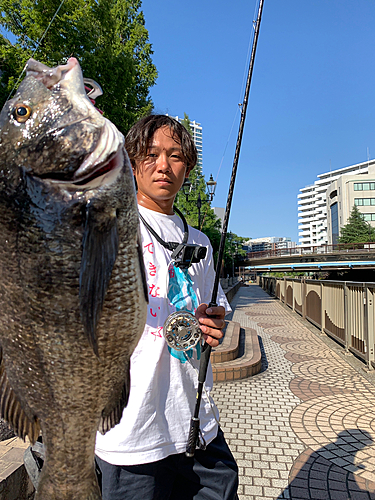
top-left (80, 206), bottom-right (119, 357)
top-left (0, 348), bottom-right (40, 444)
top-left (98, 360), bottom-right (130, 435)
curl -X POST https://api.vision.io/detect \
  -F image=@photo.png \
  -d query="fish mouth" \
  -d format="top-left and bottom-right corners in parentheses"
top-left (37, 118), bottom-right (125, 189)
top-left (72, 117), bottom-right (124, 184)
top-left (26, 58), bottom-right (125, 189)
top-left (73, 147), bottom-right (124, 187)
top-left (40, 142), bottom-right (125, 189)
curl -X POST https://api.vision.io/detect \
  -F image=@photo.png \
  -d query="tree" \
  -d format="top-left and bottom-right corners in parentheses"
top-left (175, 163), bottom-right (223, 263)
top-left (174, 113), bottom-right (223, 262)
top-left (180, 112), bottom-right (193, 138)
top-left (0, 0), bottom-right (157, 134)
top-left (223, 232), bottom-right (247, 277)
top-left (339, 205), bottom-right (375, 244)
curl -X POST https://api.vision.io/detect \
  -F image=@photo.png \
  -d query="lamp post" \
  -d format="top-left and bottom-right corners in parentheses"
top-left (181, 174), bottom-right (217, 230)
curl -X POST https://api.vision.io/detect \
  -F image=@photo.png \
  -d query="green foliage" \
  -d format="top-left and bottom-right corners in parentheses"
top-left (223, 232), bottom-right (247, 277)
top-left (175, 112), bottom-right (222, 262)
top-left (0, 0), bottom-right (157, 134)
top-left (175, 162), bottom-right (222, 258)
top-left (180, 112), bottom-right (193, 137)
top-left (267, 272), bottom-right (306, 278)
top-left (339, 205), bottom-right (375, 244)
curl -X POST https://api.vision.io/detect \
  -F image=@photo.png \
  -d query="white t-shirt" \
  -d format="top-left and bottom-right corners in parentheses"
top-left (95, 205), bottom-right (231, 466)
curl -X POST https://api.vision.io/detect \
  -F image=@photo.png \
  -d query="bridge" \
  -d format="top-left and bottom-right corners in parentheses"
top-left (242, 242), bottom-right (375, 272)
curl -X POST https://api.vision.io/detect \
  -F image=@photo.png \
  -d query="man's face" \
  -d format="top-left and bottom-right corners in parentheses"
top-left (133, 126), bottom-right (189, 212)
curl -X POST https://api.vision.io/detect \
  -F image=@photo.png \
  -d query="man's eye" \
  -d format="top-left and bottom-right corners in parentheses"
top-left (147, 153), bottom-right (157, 158)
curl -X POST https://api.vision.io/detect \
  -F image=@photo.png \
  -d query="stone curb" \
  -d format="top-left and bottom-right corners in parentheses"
top-left (211, 321), bottom-right (241, 364)
top-left (212, 326), bottom-right (262, 383)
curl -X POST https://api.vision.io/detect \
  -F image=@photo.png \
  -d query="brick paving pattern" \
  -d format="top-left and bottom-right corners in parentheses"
top-left (212, 284), bottom-right (375, 499)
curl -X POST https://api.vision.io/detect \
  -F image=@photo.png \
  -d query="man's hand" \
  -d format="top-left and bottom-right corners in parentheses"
top-left (195, 304), bottom-right (226, 348)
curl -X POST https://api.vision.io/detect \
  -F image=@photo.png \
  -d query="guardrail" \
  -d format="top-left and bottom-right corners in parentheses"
top-left (248, 242), bottom-right (375, 260)
top-left (258, 276), bottom-right (375, 369)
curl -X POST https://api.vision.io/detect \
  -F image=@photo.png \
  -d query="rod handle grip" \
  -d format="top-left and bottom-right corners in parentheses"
top-left (185, 417), bottom-right (200, 457)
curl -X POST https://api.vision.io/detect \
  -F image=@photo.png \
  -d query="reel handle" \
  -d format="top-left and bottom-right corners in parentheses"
top-left (185, 417), bottom-right (200, 457)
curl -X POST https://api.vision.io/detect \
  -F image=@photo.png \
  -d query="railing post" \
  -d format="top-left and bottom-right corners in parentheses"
top-left (321, 281), bottom-right (325, 334)
top-left (365, 285), bottom-right (374, 370)
top-left (302, 277), bottom-right (306, 319)
top-left (344, 282), bottom-right (349, 353)
top-left (283, 276), bottom-right (287, 305)
top-left (292, 280), bottom-right (295, 312)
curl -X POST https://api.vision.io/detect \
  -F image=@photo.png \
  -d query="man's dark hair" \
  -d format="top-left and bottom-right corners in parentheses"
top-left (125, 115), bottom-right (198, 171)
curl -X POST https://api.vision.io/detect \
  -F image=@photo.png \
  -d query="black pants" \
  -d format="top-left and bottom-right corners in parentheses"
top-left (96, 428), bottom-right (239, 500)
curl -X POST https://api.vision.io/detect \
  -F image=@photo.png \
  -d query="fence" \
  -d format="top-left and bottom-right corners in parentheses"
top-left (258, 276), bottom-right (375, 369)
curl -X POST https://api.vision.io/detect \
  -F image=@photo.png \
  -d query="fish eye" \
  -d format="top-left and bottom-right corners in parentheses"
top-left (13, 103), bottom-right (32, 123)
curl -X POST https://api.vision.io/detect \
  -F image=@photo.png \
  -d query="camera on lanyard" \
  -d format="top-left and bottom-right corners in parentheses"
top-left (139, 206), bottom-right (207, 270)
top-left (139, 206), bottom-right (207, 351)
top-left (171, 243), bottom-right (207, 269)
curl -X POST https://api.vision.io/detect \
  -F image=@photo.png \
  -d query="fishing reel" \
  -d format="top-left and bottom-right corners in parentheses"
top-left (163, 311), bottom-right (202, 351)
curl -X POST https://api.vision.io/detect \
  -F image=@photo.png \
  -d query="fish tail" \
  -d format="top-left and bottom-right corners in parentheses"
top-left (36, 467), bottom-right (101, 500)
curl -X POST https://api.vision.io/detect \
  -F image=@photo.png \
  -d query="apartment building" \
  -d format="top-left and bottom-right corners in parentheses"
top-left (173, 116), bottom-right (203, 166)
top-left (326, 164), bottom-right (375, 244)
top-left (244, 237), bottom-right (295, 253)
top-left (298, 160), bottom-right (375, 247)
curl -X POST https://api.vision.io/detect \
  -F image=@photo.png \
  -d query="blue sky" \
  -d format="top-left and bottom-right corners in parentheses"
top-left (142, 0), bottom-right (375, 243)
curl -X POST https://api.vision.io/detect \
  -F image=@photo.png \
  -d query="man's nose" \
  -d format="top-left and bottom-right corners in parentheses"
top-left (156, 153), bottom-right (171, 171)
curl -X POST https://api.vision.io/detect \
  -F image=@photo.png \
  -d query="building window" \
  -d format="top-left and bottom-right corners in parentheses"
top-left (331, 202), bottom-right (339, 245)
top-left (354, 182), bottom-right (375, 191)
top-left (355, 198), bottom-right (375, 206)
top-left (363, 214), bottom-right (375, 221)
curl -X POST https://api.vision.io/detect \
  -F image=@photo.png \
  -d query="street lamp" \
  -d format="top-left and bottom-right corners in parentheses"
top-left (206, 174), bottom-right (217, 202)
top-left (181, 174), bottom-right (217, 230)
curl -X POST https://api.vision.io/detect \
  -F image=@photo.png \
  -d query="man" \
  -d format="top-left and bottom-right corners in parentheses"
top-left (95, 115), bottom-right (239, 500)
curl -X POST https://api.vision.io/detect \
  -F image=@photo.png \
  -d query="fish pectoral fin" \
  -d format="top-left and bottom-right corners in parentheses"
top-left (80, 206), bottom-right (119, 356)
top-left (0, 349), bottom-right (40, 444)
top-left (138, 229), bottom-right (148, 304)
top-left (98, 360), bottom-right (130, 434)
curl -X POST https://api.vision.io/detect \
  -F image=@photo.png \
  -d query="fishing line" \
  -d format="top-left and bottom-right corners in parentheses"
top-left (215, 105), bottom-right (240, 184)
top-left (205, 6), bottom-right (257, 228)
top-left (200, 105), bottom-right (240, 229)
top-left (185, 0), bottom-right (265, 458)
top-left (6, 0), bottom-right (67, 101)
top-left (206, 3), bottom-right (257, 202)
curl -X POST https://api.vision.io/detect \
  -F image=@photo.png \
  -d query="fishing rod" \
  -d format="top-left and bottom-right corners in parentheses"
top-left (185, 0), bottom-right (265, 457)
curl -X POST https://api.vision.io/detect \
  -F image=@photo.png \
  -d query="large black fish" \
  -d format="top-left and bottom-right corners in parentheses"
top-left (0, 58), bottom-right (147, 499)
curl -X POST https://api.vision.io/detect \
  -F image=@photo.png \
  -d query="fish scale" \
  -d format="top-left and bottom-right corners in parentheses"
top-left (0, 58), bottom-right (147, 499)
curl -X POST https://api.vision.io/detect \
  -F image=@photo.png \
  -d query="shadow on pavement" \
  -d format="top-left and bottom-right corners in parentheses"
top-left (278, 429), bottom-right (375, 499)
top-left (258, 336), bottom-right (268, 373)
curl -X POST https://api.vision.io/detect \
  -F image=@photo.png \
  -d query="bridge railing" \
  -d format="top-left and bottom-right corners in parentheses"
top-left (258, 276), bottom-right (375, 369)
top-left (249, 242), bottom-right (375, 260)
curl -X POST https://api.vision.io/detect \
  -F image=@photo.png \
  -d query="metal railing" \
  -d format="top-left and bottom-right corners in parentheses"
top-left (248, 242), bottom-right (375, 260)
top-left (258, 276), bottom-right (375, 369)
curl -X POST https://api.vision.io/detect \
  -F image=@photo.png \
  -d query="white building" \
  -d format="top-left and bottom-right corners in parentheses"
top-left (244, 237), bottom-right (295, 253)
top-left (173, 116), bottom-right (203, 166)
top-left (326, 164), bottom-right (375, 244)
top-left (298, 159), bottom-right (375, 248)
top-left (212, 207), bottom-right (225, 230)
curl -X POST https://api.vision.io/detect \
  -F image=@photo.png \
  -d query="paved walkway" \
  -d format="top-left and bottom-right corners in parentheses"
top-left (212, 284), bottom-right (375, 500)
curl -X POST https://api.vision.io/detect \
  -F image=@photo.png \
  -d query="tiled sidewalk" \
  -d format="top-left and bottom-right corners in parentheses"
top-left (212, 284), bottom-right (375, 500)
